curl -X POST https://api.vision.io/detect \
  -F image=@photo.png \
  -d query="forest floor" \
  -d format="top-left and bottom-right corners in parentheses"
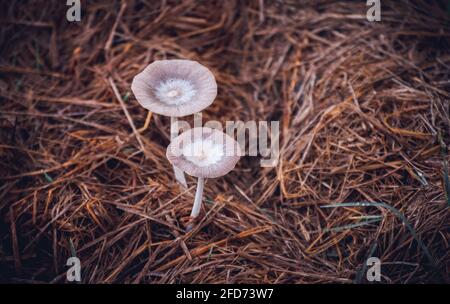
top-left (0, 0), bottom-right (449, 283)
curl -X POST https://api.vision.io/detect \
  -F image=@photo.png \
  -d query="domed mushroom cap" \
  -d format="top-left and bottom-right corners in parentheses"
top-left (131, 60), bottom-right (217, 117)
top-left (166, 127), bottom-right (241, 179)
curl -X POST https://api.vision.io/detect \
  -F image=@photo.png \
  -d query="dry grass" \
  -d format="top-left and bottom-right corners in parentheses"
top-left (0, 0), bottom-right (449, 283)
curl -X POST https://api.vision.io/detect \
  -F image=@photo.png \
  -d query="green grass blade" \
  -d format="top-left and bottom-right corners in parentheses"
top-left (321, 201), bottom-right (435, 266)
top-left (324, 218), bottom-right (382, 233)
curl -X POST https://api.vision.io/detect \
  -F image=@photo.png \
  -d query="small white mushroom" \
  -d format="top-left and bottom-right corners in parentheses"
top-left (131, 59), bottom-right (217, 187)
top-left (166, 127), bottom-right (241, 229)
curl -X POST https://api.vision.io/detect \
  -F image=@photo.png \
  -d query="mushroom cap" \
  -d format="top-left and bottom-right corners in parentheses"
top-left (131, 59), bottom-right (217, 117)
top-left (166, 127), bottom-right (241, 179)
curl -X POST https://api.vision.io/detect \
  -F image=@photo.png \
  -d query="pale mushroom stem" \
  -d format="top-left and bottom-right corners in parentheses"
top-left (170, 117), bottom-right (187, 188)
top-left (190, 177), bottom-right (204, 218)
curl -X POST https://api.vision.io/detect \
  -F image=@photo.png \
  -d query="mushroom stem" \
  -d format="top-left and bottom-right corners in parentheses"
top-left (170, 117), bottom-right (187, 188)
top-left (190, 177), bottom-right (204, 218)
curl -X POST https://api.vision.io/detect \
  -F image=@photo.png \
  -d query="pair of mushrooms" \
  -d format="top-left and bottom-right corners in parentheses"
top-left (131, 60), bottom-right (240, 227)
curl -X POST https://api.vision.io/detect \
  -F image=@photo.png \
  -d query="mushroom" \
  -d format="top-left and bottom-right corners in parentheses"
top-left (166, 127), bottom-right (241, 228)
top-left (131, 59), bottom-right (217, 187)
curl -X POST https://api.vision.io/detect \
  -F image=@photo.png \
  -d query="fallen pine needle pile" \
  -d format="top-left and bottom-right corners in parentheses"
top-left (0, 0), bottom-right (449, 283)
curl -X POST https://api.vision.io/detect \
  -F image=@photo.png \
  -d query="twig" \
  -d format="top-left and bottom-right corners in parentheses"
top-left (108, 76), bottom-right (147, 156)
